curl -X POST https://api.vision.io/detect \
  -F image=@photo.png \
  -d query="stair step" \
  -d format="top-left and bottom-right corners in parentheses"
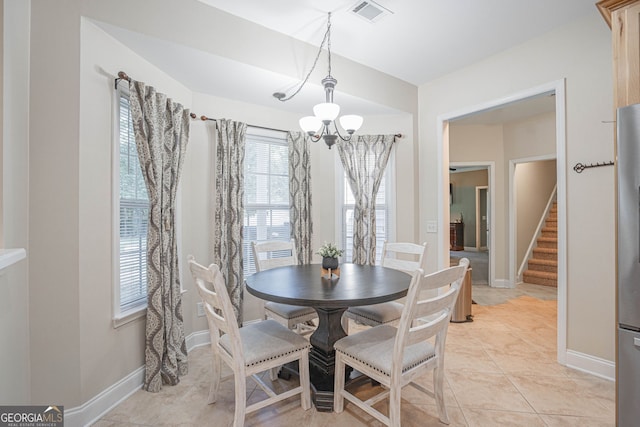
top-left (537, 236), bottom-right (557, 249)
top-left (528, 258), bottom-right (558, 273)
top-left (523, 270), bottom-right (557, 287)
top-left (533, 247), bottom-right (557, 260)
top-left (541, 227), bottom-right (558, 237)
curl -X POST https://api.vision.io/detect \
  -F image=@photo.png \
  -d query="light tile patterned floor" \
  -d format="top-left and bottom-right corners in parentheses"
top-left (94, 292), bottom-right (614, 426)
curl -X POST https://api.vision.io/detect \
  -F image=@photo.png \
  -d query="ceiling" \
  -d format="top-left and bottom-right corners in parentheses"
top-left (197, 0), bottom-right (597, 85)
top-left (98, 0), bottom-right (597, 121)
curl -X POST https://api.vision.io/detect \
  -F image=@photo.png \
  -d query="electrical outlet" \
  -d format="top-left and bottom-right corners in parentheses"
top-left (196, 302), bottom-right (205, 317)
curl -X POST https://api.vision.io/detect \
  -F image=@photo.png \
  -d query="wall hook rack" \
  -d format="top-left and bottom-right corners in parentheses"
top-left (573, 161), bottom-right (614, 173)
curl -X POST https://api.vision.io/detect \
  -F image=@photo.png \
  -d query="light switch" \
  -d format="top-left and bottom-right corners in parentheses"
top-left (427, 221), bottom-right (437, 233)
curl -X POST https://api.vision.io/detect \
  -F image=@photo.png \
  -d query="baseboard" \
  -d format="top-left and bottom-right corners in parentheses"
top-left (565, 349), bottom-right (615, 381)
top-left (67, 330), bottom-right (211, 427)
top-left (492, 279), bottom-right (514, 288)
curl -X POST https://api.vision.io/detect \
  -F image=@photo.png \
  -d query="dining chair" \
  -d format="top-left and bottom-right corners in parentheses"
top-left (251, 240), bottom-right (318, 334)
top-left (188, 255), bottom-right (311, 427)
top-left (334, 258), bottom-right (469, 427)
top-left (343, 241), bottom-right (427, 333)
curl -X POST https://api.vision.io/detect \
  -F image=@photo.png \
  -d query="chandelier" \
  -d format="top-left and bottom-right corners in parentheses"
top-left (273, 12), bottom-right (363, 149)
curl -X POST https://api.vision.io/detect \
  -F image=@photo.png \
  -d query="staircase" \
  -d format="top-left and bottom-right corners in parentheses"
top-left (522, 202), bottom-right (557, 287)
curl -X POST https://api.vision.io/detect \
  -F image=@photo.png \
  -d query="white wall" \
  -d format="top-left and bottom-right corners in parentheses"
top-left (419, 13), bottom-right (615, 361)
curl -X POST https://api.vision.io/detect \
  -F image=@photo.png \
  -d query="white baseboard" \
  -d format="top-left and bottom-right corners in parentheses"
top-left (492, 279), bottom-right (513, 288)
top-left (565, 349), bottom-right (615, 381)
top-left (67, 330), bottom-right (211, 427)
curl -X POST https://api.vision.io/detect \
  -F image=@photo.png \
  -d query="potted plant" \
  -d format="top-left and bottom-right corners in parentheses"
top-left (317, 242), bottom-right (344, 270)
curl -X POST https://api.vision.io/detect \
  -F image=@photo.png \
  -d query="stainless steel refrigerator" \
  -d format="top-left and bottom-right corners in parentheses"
top-left (617, 103), bottom-right (640, 426)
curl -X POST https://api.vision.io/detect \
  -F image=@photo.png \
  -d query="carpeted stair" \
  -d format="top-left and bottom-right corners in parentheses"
top-left (523, 202), bottom-right (557, 287)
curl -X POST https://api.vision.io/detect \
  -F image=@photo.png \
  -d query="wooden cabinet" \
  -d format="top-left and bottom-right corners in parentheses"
top-left (450, 222), bottom-right (464, 251)
top-left (597, 0), bottom-right (640, 109)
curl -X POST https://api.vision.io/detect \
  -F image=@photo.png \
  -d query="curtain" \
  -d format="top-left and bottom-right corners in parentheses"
top-left (213, 119), bottom-right (247, 326)
top-left (338, 135), bottom-right (395, 265)
top-left (288, 131), bottom-right (313, 264)
top-left (129, 80), bottom-right (190, 393)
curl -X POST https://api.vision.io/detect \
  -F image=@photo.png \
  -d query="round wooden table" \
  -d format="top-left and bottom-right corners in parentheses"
top-left (244, 263), bottom-right (411, 411)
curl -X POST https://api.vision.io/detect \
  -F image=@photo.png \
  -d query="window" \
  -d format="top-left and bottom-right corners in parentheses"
top-left (339, 153), bottom-right (395, 264)
top-left (114, 84), bottom-right (149, 318)
top-left (243, 127), bottom-right (290, 276)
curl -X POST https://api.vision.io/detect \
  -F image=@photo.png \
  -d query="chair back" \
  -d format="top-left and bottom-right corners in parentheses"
top-left (252, 239), bottom-right (298, 272)
top-left (188, 255), bottom-right (243, 359)
top-left (381, 241), bottom-right (427, 274)
top-left (393, 258), bottom-right (469, 370)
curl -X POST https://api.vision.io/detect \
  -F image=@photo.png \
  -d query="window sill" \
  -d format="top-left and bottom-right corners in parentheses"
top-left (113, 305), bottom-right (146, 328)
top-left (0, 248), bottom-right (26, 271)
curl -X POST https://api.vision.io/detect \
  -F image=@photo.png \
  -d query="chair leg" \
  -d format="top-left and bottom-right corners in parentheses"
top-left (209, 353), bottom-right (221, 404)
top-left (269, 367), bottom-right (279, 381)
top-left (333, 353), bottom-right (346, 413)
top-left (299, 351), bottom-right (311, 410)
top-left (232, 371), bottom-right (247, 427)
top-left (389, 381), bottom-right (402, 427)
top-left (433, 363), bottom-right (450, 425)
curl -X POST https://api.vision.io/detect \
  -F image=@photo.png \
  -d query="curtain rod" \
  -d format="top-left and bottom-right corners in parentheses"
top-left (115, 71), bottom-right (402, 140)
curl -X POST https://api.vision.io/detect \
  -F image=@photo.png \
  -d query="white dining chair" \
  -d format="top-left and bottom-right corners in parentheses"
top-left (188, 255), bottom-right (311, 427)
top-left (251, 240), bottom-right (318, 334)
top-left (334, 258), bottom-right (469, 427)
top-left (343, 241), bottom-right (427, 333)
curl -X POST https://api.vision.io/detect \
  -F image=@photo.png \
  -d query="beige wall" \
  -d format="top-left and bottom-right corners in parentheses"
top-left (515, 160), bottom-right (557, 271)
top-left (419, 13), bottom-right (615, 361)
top-left (1, 0), bottom-right (30, 403)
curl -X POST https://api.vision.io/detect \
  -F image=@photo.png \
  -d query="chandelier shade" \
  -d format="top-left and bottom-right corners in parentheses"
top-left (299, 116), bottom-right (322, 134)
top-left (273, 12), bottom-right (363, 149)
top-left (313, 102), bottom-right (341, 123)
top-left (339, 115), bottom-right (364, 134)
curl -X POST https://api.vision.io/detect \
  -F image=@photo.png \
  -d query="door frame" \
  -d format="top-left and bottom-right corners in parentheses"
top-left (436, 79), bottom-right (567, 365)
top-left (476, 185), bottom-right (488, 250)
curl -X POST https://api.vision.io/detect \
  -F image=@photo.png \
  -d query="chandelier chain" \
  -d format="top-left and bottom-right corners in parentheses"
top-left (275, 12), bottom-right (332, 102)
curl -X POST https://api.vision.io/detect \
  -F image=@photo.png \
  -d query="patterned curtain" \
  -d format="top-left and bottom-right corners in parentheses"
top-left (288, 132), bottom-right (313, 264)
top-left (213, 119), bottom-right (247, 326)
top-left (129, 80), bottom-right (190, 393)
top-left (338, 135), bottom-right (395, 265)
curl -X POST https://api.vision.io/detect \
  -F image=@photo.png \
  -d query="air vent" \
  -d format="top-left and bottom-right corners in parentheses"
top-left (351, 1), bottom-right (392, 23)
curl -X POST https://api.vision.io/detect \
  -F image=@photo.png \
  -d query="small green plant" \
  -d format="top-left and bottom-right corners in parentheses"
top-left (316, 242), bottom-right (344, 258)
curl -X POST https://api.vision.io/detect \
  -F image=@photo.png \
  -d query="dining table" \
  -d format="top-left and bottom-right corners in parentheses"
top-left (244, 263), bottom-right (412, 411)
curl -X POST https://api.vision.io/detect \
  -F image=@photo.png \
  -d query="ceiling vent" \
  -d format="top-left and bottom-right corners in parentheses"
top-left (351, 1), bottom-right (392, 23)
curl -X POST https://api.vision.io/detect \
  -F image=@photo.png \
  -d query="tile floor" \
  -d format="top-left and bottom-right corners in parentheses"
top-left (94, 291), bottom-right (614, 426)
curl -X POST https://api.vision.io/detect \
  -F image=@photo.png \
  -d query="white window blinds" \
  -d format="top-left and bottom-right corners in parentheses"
top-left (117, 91), bottom-right (149, 312)
top-left (243, 128), bottom-right (290, 276)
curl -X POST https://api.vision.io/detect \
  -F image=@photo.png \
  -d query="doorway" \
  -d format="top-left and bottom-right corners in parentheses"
top-left (449, 165), bottom-right (493, 287)
top-left (437, 79), bottom-right (567, 365)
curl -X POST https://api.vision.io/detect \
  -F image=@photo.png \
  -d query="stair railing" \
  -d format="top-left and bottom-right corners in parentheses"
top-left (517, 185), bottom-right (557, 280)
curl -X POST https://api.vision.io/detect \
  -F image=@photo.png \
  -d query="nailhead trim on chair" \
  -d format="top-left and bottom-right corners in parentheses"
top-left (336, 349), bottom-right (435, 376)
top-left (246, 344), bottom-right (311, 367)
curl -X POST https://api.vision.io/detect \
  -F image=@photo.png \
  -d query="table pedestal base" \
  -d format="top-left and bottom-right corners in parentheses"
top-left (308, 307), bottom-right (351, 411)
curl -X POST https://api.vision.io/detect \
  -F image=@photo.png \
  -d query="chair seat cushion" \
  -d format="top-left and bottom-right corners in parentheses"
top-left (219, 319), bottom-right (310, 367)
top-left (265, 302), bottom-right (316, 320)
top-left (346, 302), bottom-right (404, 325)
top-left (334, 324), bottom-right (435, 377)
